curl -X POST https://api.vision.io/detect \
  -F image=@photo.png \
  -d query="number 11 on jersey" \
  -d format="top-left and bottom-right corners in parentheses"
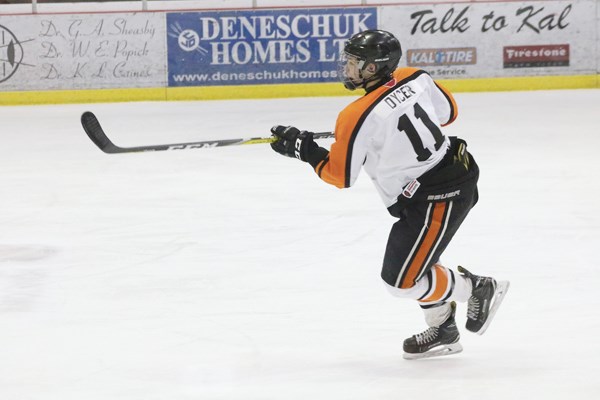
top-left (397, 103), bottom-right (445, 162)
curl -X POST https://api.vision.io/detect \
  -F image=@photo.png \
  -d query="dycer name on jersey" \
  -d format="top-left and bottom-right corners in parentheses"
top-left (384, 84), bottom-right (416, 109)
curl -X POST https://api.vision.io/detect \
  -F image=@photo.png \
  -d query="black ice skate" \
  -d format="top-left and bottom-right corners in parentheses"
top-left (403, 301), bottom-right (463, 360)
top-left (458, 266), bottom-right (510, 335)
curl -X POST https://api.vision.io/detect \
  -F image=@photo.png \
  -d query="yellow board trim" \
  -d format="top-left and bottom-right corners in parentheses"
top-left (0, 87), bottom-right (168, 106)
top-left (438, 74), bottom-right (599, 92)
top-left (1, 75), bottom-right (598, 105)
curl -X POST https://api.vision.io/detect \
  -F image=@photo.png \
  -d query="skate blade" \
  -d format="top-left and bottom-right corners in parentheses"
top-left (477, 280), bottom-right (510, 336)
top-left (403, 343), bottom-right (463, 360)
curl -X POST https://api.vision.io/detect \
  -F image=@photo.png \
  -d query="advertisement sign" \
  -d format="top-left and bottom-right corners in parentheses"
top-left (503, 44), bottom-right (570, 68)
top-left (380, 0), bottom-right (596, 79)
top-left (166, 8), bottom-right (377, 87)
top-left (597, 0), bottom-right (600, 74)
top-left (407, 47), bottom-right (477, 67)
top-left (1, 1), bottom-right (598, 94)
top-left (0, 13), bottom-right (166, 92)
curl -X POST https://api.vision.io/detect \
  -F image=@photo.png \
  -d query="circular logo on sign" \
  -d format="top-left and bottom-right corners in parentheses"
top-left (178, 29), bottom-right (200, 52)
top-left (0, 25), bottom-right (25, 83)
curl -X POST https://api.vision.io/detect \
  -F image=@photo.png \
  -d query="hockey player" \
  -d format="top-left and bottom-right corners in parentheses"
top-left (269, 30), bottom-right (509, 359)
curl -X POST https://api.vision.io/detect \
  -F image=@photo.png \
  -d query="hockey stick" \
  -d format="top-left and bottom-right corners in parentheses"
top-left (81, 111), bottom-right (334, 154)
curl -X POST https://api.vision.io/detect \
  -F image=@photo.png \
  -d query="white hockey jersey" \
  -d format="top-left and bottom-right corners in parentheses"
top-left (313, 68), bottom-right (458, 208)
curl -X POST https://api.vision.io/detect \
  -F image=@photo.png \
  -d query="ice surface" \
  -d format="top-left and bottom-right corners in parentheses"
top-left (0, 89), bottom-right (599, 399)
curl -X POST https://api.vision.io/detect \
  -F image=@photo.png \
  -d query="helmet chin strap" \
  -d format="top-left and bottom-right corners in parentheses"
top-left (345, 71), bottom-right (379, 90)
top-left (357, 67), bottom-right (381, 89)
top-left (343, 58), bottom-right (381, 90)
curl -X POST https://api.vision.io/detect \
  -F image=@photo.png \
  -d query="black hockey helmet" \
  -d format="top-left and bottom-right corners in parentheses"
top-left (340, 30), bottom-right (402, 90)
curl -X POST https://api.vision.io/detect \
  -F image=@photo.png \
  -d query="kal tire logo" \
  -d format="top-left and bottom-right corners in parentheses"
top-left (503, 44), bottom-right (569, 68)
top-left (0, 25), bottom-right (33, 83)
top-left (407, 47), bottom-right (477, 67)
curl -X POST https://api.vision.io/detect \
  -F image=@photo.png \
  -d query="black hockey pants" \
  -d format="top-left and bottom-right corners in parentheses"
top-left (381, 137), bottom-right (480, 289)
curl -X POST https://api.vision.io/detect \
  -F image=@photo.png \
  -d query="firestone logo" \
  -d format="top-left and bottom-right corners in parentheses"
top-left (503, 44), bottom-right (569, 68)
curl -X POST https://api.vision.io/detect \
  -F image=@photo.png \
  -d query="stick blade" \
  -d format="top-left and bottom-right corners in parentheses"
top-left (81, 111), bottom-right (122, 153)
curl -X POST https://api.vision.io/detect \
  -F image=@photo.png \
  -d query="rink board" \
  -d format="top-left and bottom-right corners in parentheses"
top-left (0, 0), bottom-right (598, 104)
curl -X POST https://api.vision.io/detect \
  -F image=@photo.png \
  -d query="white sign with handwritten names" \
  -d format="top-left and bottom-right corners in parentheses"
top-left (0, 13), bottom-right (166, 91)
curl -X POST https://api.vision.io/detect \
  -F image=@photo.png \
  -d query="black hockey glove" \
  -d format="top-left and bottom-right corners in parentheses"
top-left (270, 125), bottom-right (316, 161)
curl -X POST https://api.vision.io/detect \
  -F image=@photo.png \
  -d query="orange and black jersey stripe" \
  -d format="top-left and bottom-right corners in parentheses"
top-left (305, 68), bottom-right (458, 194)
